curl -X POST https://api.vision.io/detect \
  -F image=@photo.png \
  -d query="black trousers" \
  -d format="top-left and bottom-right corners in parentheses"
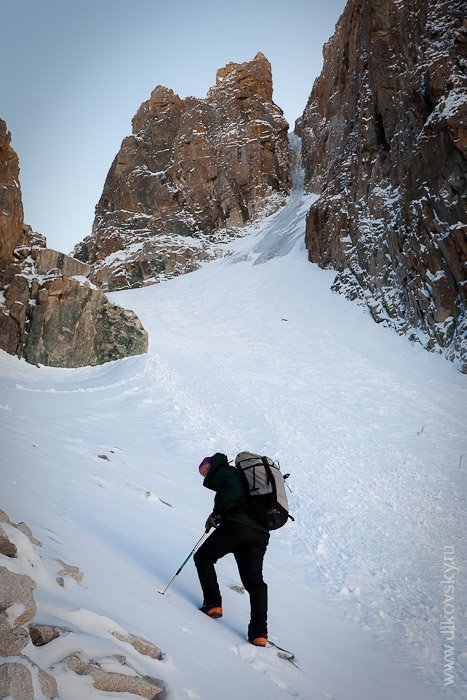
top-left (193, 520), bottom-right (270, 638)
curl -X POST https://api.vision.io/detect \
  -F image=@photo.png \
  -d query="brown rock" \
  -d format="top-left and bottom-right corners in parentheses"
top-left (22, 275), bottom-right (148, 367)
top-left (35, 247), bottom-right (90, 277)
top-left (0, 526), bottom-right (17, 557)
top-left (16, 522), bottom-right (42, 546)
top-left (65, 653), bottom-right (165, 698)
top-left (0, 262), bottom-right (22, 288)
top-left (0, 233), bottom-right (148, 367)
top-left (0, 512), bottom-right (41, 547)
top-left (0, 567), bottom-right (36, 657)
top-left (0, 660), bottom-right (57, 700)
top-left (36, 665), bottom-right (58, 699)
top-left (0, 120), bottom-right (27, 270)
top-left (298, 0), bottom-right (467, 366)
top-left (215, 51), bottom-right (273, 101)
top-left (112, 631), bottom-right (162, 660)
top-left (0, 120), bottom-right (148, 368)
top-left (4, 274), bottom-right (30, 308)
top-left (29, 624), bottom-right (63, 646)
top-left (0, 309), bottom-right (19, 355)
top-left (0, 620), bottom-right (30, 657)
top-left (75, 52), bottom-right (290, 290)
top-left (8, 299), bottom-right (27, 327)
top-left (0, 509), bottom-right (13, 524)
top-left (56, 559), bottom-right (84, 584)
top-left (0, 567), bottom-right (36, 627)
top-left (0, 663), bottom-right (34, 700)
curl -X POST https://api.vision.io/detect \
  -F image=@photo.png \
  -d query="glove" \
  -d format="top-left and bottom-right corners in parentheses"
top-left (205, 513), bottom-right (221, 533)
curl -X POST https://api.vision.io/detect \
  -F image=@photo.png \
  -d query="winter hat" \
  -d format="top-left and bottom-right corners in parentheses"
top-left (198, 456), bottom-right (212, 476)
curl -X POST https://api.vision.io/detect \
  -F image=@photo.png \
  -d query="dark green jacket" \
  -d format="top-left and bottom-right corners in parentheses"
top-left (203, 453), bottom-right (269, 533)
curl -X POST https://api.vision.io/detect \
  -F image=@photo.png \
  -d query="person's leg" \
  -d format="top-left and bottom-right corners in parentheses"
top-left (193, 525), bottom-right (235, 609)
top-left (234, 530), bottom-right (269, 640)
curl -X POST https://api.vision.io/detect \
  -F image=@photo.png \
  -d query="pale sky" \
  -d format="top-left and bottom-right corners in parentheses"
top-left (1, 0), bottom-right (347, 253)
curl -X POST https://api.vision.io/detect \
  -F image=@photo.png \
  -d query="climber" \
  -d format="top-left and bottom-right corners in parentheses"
top-left (193, 453), bottom-right (270, 647)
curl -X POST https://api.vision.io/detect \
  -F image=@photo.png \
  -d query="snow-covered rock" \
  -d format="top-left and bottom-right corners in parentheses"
top-left (0, 233), bottom-right (148, 367)
top-left (0, 510), bottom-right (165, 699)
top-left (74, 52), bottom-right (291, 291)
top-left (0, 120), bottom-right (149, 368)
top-left (298, 0), bottom-right (467, 369)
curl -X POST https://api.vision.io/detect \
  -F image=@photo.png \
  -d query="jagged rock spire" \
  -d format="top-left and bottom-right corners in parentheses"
top-left (75, 53), bottom-right (290, 291)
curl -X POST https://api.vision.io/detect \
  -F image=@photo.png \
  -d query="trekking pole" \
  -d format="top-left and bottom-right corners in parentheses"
top-left (158, 531), bottom-right (208, 595)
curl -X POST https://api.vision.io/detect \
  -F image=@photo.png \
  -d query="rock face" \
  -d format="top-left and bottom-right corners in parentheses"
top-left (0, 232), bottom-right (148, 367)
top-left (0, 119), bottom-right (148, 367)
top-left (75, 52), bottom-right (291, 290)
top-left (298, 0), bottom-right (467, 368)
top-left (0, 119), bottom-right (27, 268)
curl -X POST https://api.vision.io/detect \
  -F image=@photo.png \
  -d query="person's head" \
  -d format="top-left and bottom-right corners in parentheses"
top-left (198, 456), bottom-right (212, 477)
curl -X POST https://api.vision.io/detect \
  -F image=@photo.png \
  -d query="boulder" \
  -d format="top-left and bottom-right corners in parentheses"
top-left (29, 624), bottom-right (63, 647)
top-left (0, 661), bottom-right (57, 700)
top-left (0, 118), bottom-right (148, 368)
top-left (298, 0), bottom-right (467, 367)
top-left (0, 663), bottom-right (34, 700)
top-left (0, 567), bottom-right (36, 656)
top-left (22, 270), bottom-right (148, 367)
top-left (0, 621), bottom-right (30, 657)
top-left (74, 52), bottom-right (291, 290)
top-left (0, 231), bottom-right (148, 367)
top-left (65, 653), bottom-right (165, 698)
top-left (0, 525), bottom-right (17, 557)
top-left (36, 665), bottom-right (58, 699)
top-left (112, 631), bottom-right (162, 660)
top-left (34, 247), bottom-right (90, 277)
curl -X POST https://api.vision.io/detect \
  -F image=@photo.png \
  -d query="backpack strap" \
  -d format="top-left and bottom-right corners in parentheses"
top-left (261, 456), bottom-right (274, 493)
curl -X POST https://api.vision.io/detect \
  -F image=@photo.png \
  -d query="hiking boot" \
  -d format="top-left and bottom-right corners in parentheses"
top-left (249, 636), bottom-right (268, 647)
top-left (200, 605), bottom-right (223, 618)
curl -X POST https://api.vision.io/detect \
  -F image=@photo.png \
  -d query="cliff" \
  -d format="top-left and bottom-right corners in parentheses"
top-left (0, 119), bottom-right (27, 268)
top-left (298, 0), bottom-right (467, 368)
top-left (74, 52), bottom-right (291, 290)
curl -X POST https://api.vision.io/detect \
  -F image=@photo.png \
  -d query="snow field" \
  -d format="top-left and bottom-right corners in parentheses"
top-left (1, 141), bottom-right (466, 698)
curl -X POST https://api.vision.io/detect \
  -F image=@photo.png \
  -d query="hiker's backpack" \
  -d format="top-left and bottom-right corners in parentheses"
top-left (235, 452), bottom-right (294, 530)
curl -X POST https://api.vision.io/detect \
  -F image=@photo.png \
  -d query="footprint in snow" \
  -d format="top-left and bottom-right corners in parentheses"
top-left (233, 643), bottom-right (300, 696)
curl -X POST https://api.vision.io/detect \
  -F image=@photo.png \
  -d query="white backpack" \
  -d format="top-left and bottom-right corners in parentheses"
top-left (235, 452), bottom-right (294, 530)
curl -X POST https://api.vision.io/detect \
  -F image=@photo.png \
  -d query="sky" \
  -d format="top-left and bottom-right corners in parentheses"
top-left (1, 0), bottom-right (346, 254)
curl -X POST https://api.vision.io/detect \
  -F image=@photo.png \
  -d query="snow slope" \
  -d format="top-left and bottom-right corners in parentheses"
top-left (1, 139), bottom-right (466, 700)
